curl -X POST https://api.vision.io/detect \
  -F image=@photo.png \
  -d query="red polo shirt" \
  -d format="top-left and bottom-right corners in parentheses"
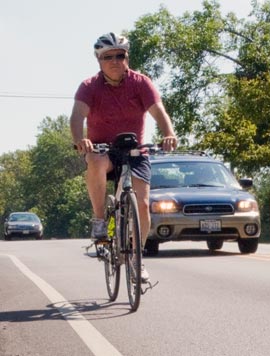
top-left (75, 69), bottom-right (161, 144)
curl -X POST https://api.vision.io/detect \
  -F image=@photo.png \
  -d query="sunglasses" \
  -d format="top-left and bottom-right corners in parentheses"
top-left (100, 53), bottom-right (127, 61)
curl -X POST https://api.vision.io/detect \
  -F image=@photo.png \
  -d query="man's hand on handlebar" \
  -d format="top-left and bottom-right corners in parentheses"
top-left (74, 138), bottom-right (93, 154)
top-left (74, 135), bottom-right (178, 154)
top-left (161, 136), bottom-right (178, 152)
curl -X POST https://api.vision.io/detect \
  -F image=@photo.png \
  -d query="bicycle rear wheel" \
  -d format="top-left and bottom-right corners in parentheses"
top-left (122, 191), bottom-right (142, 312)
top-left (104, 195), bottom-right (120, 301)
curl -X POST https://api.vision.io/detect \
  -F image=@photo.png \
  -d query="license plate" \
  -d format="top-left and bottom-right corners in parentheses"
top-left (200, 220), bottom-right (221, 232)
top-left (23, 230), bottom-right (30, 234)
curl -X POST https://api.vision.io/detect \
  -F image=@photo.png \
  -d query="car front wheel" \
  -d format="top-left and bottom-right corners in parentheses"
top-left (144, 239), bottom-right (159, 256)
top-left (207, 239), bottom-right (223, 251)
top-left (238, 238), bottom-right (258, 254)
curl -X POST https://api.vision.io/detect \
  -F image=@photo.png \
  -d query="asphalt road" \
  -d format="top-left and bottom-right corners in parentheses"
top-left (1, 239), bottom-right (270, 356)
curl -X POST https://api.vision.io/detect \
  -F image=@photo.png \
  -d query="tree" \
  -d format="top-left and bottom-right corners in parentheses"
top-left (58, 176), bottom-right (91, 238)
top-left (0, 115), bottom-right (91, 239)
top-left (127, 0), bottom-right (270, 174)
top-left (0, 149), bottom-right (35, 236)
top-left (28, 115), bottom-right (89, 237)
top-left (254, 169), bottom-right (270, 241)
top-left (199, 1), bottom-right (270, 174)
top-left (127, 1), bottom-right (228, 141)
top-left (0, 150), bottom-right (33, 214)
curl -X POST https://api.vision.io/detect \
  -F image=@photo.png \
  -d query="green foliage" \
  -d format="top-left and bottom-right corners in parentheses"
top-left (257, 170), bottom-right (270, 225)
top-left (127, 0), bottom-right (270, 174)
top-left (0, 150), bottom-right (33, 213)
top-left (254, 170), bottom-right (270, 241)
top-left (0, 115), bottom-right (89, 239)
top-left (128, 1), bottom-right (226, 141)
top-left (58, 176), bottom-right (91, 238)
top-left (28, 115), bottom-right (88, 237)
top-left (126, 0), bottom-right (270, 237)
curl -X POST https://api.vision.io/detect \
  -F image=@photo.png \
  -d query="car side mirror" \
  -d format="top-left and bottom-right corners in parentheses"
top-left (239, 178), bottom-right (253, 188)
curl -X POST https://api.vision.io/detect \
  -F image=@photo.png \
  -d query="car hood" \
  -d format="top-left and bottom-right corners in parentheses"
top-left (150, 186), bottom-right (254, 204)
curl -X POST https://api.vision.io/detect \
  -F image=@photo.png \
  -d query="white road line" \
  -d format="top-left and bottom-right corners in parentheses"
top-left (4, 254), bottom-right (123, 356)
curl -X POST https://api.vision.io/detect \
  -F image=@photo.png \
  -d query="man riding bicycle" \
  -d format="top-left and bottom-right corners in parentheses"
top-left (70, 32), bottom-right (177, 282)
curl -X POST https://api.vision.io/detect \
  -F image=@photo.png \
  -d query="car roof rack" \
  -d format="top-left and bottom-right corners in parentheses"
top-left (177, 150), bottom-right (210, 157)
top-left (149, 148), bottom-right (211, 157)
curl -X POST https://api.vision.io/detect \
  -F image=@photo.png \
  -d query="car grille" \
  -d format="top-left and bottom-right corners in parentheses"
top-left (183, 204), bottom-right (234, 215)
top-left (14, 225), bottom-right (36, 230)
top-left (180, 227), bottom-right (239, 239)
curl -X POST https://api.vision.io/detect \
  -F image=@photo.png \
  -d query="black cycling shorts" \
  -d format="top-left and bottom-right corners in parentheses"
top-left (107, 152), bottom-right (151, 185)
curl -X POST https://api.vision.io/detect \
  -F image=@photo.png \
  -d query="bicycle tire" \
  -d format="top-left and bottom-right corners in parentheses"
top-left (122, 191), bottom-right (142, 311)
top-left (104, 195), bottom-right (120, 301)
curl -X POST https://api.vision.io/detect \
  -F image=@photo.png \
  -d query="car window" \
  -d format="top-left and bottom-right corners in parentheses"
top-left (151, 164), bottom-right (184, 188)
top-left (9, 213), bottom-right (39, 222)
top-left (151, 161), bottom-right (241, 189)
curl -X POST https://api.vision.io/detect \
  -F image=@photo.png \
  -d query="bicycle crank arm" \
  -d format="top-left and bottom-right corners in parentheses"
top-left (82, 242), bottom-right (95, 254)
top-left (141, 280), bottom-right (159, 295)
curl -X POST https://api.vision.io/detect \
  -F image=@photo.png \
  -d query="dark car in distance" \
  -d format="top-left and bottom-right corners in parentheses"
top-left (145, 151), bottom-right (261, 256)
top-left (4, 212), bottom-right (44, 240)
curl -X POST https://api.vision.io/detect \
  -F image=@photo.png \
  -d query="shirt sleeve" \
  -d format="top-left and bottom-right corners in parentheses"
top-left (74, 79), bottom-right (93, 107)
top-left (139, 75), bottom-right (161, 111)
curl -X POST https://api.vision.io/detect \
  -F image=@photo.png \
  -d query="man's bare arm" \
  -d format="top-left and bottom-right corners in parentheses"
top-left (70, 100), bottom-right (93, 153)
top-left (148, 102), bottom-right (177, 150)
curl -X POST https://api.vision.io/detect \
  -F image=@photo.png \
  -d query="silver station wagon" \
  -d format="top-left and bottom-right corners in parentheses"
top-left (146, 152), bottom-right (261, 256)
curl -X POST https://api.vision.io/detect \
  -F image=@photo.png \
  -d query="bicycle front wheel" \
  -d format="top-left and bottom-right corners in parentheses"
top-left (104, 195), bottom-right (120, 301)
top-left (122, 191), bottom-right (142, 312)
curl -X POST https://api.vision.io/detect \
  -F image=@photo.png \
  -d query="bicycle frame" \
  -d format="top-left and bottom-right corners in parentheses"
top-left (88, 133), bottom-right (158, 311)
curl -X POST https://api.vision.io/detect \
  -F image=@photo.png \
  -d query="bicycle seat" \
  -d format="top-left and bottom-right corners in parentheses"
top-left (113, 132), bottom-right (138, 150)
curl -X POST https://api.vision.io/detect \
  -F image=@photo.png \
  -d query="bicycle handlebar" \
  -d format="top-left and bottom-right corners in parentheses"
top-left (91, 143), bottom-right (162, 155)
top-left (73, 142), bottom-right (164, 155)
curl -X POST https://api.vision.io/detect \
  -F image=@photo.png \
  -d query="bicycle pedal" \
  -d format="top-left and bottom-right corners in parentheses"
top-left (96, 245), bottom-right (110, 259)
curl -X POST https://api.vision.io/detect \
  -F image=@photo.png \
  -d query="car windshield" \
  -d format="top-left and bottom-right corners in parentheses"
top-left (9, 213), bottom-right (39, 222)
top-left (150, 161), bottom-right (241, 189)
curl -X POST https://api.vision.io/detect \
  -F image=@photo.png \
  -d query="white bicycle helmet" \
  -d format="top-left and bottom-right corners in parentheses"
top-left (94, 32), bottom-right (130, 57)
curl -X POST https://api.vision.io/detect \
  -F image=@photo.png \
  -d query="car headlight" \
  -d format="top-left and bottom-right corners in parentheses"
top-left (151, 200), bottom-right (180, 213)
top-left (34, 224), bottom-right (42, 231)
top-left (236, 200), bottom-right (259, 212)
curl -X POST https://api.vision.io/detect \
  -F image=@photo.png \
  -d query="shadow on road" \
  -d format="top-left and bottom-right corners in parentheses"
top-left (51, 299), bottom-right (132, 319)
top-left (0, 307), bottom-right (64, 322)
top-left (0, 299), bottom-right (132, 324)
top-left (147, 248), bottom-right (240, 259)
top-left (84, 245), bottom-right (241, 260)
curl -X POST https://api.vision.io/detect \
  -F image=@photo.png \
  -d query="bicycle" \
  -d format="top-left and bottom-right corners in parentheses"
top-left (86, 132), bottom-right (158, 312)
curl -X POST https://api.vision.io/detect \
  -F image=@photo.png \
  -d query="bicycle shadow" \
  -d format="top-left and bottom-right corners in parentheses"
top-left (0, 299), bottom-right (133, 324)
top-left (50, 298), bottom-right (133, 320)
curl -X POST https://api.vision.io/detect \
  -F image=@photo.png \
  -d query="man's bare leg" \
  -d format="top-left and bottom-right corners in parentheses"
top-left (132, 176), bottom-right (151, 247)
top-left (85, 152), bottom-right (113, 218)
